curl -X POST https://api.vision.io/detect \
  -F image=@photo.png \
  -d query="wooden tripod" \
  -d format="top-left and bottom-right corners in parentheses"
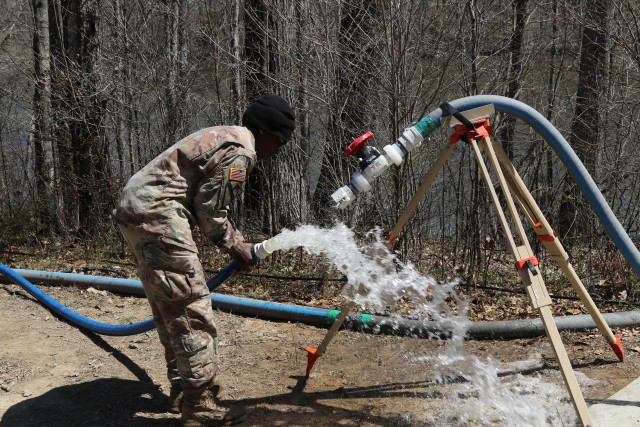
top-left (307, 104), bottom-right (622, 426)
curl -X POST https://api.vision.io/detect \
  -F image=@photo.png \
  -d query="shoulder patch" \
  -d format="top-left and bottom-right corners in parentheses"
top-left (229, 167), bottom-right (247, 182)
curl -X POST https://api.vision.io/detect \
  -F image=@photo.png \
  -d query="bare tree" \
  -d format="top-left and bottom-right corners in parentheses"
top-left (47, 0), bottom-right (111, 238)
top-left (163, 0), bottom-right (188, 146)
top-left (499, 0), bottom-right (528, 160)
top-left (31, 0), bottom-right (55, 233)
top-left (558, 0), bottom-right (613, 238)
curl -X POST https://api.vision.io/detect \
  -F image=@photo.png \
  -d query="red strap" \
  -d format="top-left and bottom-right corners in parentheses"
top-left (537, 229), bottom-right (558, 242)
top-left (515, 256), bottom-right (538, 271)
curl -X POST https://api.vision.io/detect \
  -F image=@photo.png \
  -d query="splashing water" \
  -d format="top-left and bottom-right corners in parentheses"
top-left (271, 223), bottom-right (464, 322)
top-left (266, 223), bottom-right (585, 426)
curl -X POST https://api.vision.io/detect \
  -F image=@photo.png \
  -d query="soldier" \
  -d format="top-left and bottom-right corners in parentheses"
top-left (113, 94), bottom-right (295, 426)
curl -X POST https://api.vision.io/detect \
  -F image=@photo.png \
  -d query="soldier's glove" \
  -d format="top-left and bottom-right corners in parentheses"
top-left (228, 241), bottom-right (258, 272)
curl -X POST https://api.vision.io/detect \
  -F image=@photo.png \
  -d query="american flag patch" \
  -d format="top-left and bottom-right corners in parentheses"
top-left (229, 167), bottom-right (247, 182)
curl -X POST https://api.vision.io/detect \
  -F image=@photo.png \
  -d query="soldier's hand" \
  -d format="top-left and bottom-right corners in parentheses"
top-left (229, 242), bottom-right (257, 272)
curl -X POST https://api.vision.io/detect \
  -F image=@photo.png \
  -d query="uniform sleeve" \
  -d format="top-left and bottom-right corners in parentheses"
top-left (194, 152), bottom-right (253, 252)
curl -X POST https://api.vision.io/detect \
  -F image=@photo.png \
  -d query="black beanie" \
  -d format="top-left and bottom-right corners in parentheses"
top-left (242, 94), bottom-right (295, 145)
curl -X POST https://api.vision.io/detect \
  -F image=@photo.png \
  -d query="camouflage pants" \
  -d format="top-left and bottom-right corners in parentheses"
top-left (117, 223), bottom-right (219, 390)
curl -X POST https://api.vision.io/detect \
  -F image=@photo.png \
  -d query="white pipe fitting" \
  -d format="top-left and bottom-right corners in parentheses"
top-left (331, 125), bottom-right (427, 209)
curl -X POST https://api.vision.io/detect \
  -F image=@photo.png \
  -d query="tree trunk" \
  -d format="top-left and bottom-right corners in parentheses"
top-left (499, 0), bottom-right (528, 160)
top-left (231, 0), bottom-right (244, 122)
top-left (32, 0), bottom-right (55, 233)
top-left (164, 0), bottom-right (188, 147)
top-left (295, 0), bottom-right (311, 223)
top-left (558, 0), bottom-right (612, 238)
top-left (543, 0), bottom-right (560, 219)
top-left (48, 0), bottom-right (109, 238)
top-left (244, 0), bottom-right (268, 99)
top-left (464, 0), bottom-right (482, 280)
top-left (243, 0), bottom-right (270, 233)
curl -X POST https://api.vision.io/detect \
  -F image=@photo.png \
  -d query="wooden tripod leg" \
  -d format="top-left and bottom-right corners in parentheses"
top-left (542, 307), bottom-right (596, 426)
top-left (304, 143), bottom-right (458, 377)
top-left (491, 141), bottom-right (622, 361)
top-left (386, 141), bottom-right (457, 245)
top-left (472, 137), bottom-right (594, 426)
top-left (317, 302), bottom-right (355, 355)
top-left (518, 248), bottom-right (595, 427)
top-left (305, 302), bottom-right (355, 376)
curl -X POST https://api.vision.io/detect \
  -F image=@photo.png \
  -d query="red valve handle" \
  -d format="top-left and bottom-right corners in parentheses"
top-left (343, 131), bottom-right (374, 157)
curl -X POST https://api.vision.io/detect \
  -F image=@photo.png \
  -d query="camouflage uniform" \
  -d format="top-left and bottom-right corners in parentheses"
top-left (113, 126), bottom-right (256, 390)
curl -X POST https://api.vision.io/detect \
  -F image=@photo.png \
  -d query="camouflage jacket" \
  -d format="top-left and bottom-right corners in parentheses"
top-left (113, 126), bottom-right (256, 253)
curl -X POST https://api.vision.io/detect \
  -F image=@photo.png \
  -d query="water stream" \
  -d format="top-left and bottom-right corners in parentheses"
top-left (264, 223), bottom-right (590, 426)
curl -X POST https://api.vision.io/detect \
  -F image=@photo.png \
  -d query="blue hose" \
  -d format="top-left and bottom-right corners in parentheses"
top-left (0, 261), bottom-right (239, 336)
top-left (1, 262), bottom-right (334, 336)
top-left (0, 262), bottom-right (154, 335)
top-left (427, 95), bottom-right (640, 276)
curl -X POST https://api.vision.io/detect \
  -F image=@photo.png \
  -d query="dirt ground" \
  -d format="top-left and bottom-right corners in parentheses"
top-left (1, 267), bottom-right (640, 426)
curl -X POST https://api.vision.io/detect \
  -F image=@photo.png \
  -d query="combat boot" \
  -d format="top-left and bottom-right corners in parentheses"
top-left (169, 382), bottom-right (224, 415)
top-left (181, 386), bottom-right (245, 427)
top-left (169, 383), bottom-right (184, 414)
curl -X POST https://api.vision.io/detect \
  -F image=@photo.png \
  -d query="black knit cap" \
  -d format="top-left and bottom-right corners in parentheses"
top-left (242, 94), bottom-right (295, 145)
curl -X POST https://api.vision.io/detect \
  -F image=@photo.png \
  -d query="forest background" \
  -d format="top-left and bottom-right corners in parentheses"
top-left (1, 0), bottom-right (639, 309)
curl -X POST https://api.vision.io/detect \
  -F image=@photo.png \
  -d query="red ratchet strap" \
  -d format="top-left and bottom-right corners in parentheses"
top-left (515, 256), bottom-right (539, 276)
top-left (537, 230), bottom-right (558, 242)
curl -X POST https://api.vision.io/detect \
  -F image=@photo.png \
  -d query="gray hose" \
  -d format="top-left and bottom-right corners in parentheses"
top-left (6, 269), bottom-right (637, 340)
